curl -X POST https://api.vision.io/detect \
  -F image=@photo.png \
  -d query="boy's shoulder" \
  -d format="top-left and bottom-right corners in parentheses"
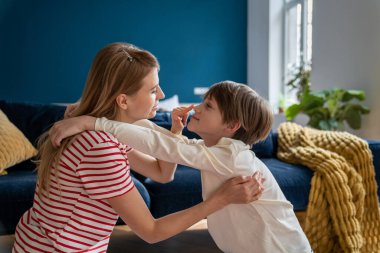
top-left (211, 138), bottom-right (253, 160)
top-left (216, 137), bottom-right (250, 150)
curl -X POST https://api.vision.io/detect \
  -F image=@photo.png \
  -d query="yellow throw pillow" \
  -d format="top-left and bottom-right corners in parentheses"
top-left (0, 110), bottom-right (38, 175)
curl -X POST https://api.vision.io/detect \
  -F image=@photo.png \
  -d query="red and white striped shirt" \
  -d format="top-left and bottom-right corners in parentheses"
top-left (13, 130), bottom-right (135, 253)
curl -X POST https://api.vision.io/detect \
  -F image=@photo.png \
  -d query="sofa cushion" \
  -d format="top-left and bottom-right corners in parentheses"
top-left (0, 110), bottom-right (38, 175)
top-left (145, 158), bottom-right (312, 215)
top-left (131, 176), bottom-right (151, 209)
top-left (150, 111), bottom-right (205, 139)
top-left (0, 100), bottom-right (66, 146)
top-left (144, 165), bottom-right (203, 218)
top-left (252, 132), bottom-right (275, 158)
top-left (0, 170), bottom-right (36, 235)
top-left (149, 111), bottom-right (172, 130)
top-left (0, 170), bottom-right (151, 235)
top-left (261, 158), bottom-right (313, 211)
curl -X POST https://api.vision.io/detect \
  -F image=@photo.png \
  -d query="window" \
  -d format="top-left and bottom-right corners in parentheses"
top-left (247, 0), bottom-right (313, 112)
top-left (283, 0), bottom-right (313, 105)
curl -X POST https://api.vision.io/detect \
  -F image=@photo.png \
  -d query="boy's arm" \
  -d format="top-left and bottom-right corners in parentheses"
top-left (49, 115), bottom-right (177, 183)
top-left (96, 118), bottom-right (236, 176)
top-left (133, 104), bottom-right (195, 142)
top-left (129, 105), bottom-right (194, 182)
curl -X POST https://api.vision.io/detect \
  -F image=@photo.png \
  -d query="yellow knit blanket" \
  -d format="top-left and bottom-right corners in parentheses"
top-left (277, 122), bottom-right (380, 253)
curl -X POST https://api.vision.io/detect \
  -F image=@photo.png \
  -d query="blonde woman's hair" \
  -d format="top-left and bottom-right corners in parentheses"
top-left (204, 81), bottom-right (273, 145)
top-left (37, 42), bottom-right (159, 193)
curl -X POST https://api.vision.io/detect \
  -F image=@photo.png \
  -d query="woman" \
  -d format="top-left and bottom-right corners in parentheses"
top-left (13, 42), bottom-right (263, 252)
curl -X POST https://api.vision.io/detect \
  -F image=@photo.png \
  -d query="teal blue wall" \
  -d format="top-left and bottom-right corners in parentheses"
top-left (0, 0), bottom-right (246, 103)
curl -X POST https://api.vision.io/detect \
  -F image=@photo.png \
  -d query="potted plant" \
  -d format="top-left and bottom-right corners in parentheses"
top-left (284, 65), bottom-right (370, 131)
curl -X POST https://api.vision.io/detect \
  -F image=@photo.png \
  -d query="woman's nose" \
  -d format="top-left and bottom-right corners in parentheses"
top-left (157, 85), bottom-right (165, 100)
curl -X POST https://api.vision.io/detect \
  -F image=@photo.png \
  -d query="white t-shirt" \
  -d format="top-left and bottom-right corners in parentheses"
top-left (95, 118), bottom-right (312, 253)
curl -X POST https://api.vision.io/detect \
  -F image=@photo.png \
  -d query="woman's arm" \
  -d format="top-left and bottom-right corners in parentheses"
top-left (127, 149), bottom-right (176, 183)
top-left (109, 175), bottom-right (262, 243)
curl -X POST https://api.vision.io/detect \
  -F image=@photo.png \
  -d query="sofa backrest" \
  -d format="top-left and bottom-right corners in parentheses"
top-left (0, 101), bottom-right (276, 172)
top-left (0, 100), bottom-right (66, 146)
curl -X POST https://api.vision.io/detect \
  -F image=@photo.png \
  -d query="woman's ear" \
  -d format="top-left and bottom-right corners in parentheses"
top-left (115, 94), bottom-right (128, 110)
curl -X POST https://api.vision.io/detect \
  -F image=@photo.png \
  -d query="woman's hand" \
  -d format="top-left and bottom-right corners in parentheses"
top-left (212, 171), bottom-right (265, 207)
top-left (171, 105), bottom-right (194, 135)
top-left (49, 115), bottom-right (96, 147)
top-left (109, 172), bottom-right (265, 243)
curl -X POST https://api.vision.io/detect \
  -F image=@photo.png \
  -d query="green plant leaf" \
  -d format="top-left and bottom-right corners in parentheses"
top-left (343, 104), bottom-right (371, 116)
top-left (360, 105), bottom-right (370, 114)
top-left (285, 104), bottom-right (302, 120)
top-left (302, 93), bottom-right (324, 111)
top-left (329, 119), bottom-right (339, 131)
top-left (341, 90), bottom-right (366, 102)
top-left (284, 63), bottom-right (369, 131)
top-left (319, 120), bottom-right (330, 130)
top-left (308, 111), bottom-right (326, 129)
top-left (345, 109), bottom-right (362, 129)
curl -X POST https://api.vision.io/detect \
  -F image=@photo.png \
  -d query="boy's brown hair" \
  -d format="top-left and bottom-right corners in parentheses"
top-left (204, 81), bottom-right (273, 145)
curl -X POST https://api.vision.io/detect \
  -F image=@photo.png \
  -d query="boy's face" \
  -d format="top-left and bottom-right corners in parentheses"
top-left (187, 97), bottom-right (233, 145)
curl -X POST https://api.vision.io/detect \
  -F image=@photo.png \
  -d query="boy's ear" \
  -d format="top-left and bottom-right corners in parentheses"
top-left (115, 94), bottom-right (128, 110)
top-left (226, 121), bottom-right (241, 134)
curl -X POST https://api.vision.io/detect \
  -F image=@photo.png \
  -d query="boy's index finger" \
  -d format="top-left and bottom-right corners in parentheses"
top-left (184, 104), bottom-right (194, 112)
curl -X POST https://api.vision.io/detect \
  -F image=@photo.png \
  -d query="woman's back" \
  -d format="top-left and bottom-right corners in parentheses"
top-left (13, 130), bottom-right (134, 252)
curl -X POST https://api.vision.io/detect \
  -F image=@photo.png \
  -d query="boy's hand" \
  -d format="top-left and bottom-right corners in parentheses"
top-left (252, 171), bottom-right (266, 195)
top-left (64, 101), bottom-right (80, 118)
top-left (171, 105), bottom-right (194, 135)
top-left (49, 115), bottom-right (96, 147)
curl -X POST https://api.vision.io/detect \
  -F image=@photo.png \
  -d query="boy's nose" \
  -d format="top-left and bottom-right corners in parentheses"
top-left (194, 104), bottom-right (201, 112)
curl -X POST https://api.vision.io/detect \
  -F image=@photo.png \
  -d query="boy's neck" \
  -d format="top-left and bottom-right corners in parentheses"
top-left (202, 136), bottom-right (222, 147)
top-left (200, 131), bottom-right (235, 147)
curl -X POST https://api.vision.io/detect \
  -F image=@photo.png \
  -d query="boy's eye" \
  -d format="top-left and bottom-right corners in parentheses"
top-left (205, 103), bottom-right (211, 109)
top-left (151, 89), bottom-right (157, 94)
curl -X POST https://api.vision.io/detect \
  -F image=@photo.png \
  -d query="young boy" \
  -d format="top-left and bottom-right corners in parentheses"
top-left (51, 81), bottom-right (312, 253)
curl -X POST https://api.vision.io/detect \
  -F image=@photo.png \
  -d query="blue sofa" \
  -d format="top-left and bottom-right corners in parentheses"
top-left (1, 100), bottom-right (379, 235)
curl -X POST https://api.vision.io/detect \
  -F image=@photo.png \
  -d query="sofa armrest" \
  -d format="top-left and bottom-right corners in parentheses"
top-left (368, 140), bottom-right (380, 169)
top-left (273, 134), bottom-right (380, 200)
top-left (368, 140), bottom-right (380, 200)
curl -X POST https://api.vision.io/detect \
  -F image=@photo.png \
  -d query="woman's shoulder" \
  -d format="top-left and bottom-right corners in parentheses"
top-left (72, 130), bottom-right (121, 150)
top-left (61, 130), bottom-right (131, 167)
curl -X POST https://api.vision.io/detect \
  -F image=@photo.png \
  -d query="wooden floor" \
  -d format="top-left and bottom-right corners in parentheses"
top-left (108, 219), bottom-right (221, 253)
top-left (0, 220), bottom-right (222, 253)
top-left (2, 209), bottom-right (377, 252)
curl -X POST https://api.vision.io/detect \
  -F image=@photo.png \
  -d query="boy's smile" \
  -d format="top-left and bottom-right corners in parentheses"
top-left (191, 115), bottom-right (200, 121)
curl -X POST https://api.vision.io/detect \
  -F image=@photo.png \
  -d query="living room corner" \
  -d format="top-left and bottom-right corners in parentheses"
top-left (1, 0), bottom-right (380, 252)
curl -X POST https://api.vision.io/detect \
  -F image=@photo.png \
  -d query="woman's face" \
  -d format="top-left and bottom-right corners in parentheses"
top-left (121, 68), bottom-right (165, 122)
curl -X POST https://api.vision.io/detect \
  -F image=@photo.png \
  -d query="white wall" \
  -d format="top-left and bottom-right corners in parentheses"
top-left (247, 0), bottom-right (283, 111)
top-left (311, 0), bottom-right (380, 139)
